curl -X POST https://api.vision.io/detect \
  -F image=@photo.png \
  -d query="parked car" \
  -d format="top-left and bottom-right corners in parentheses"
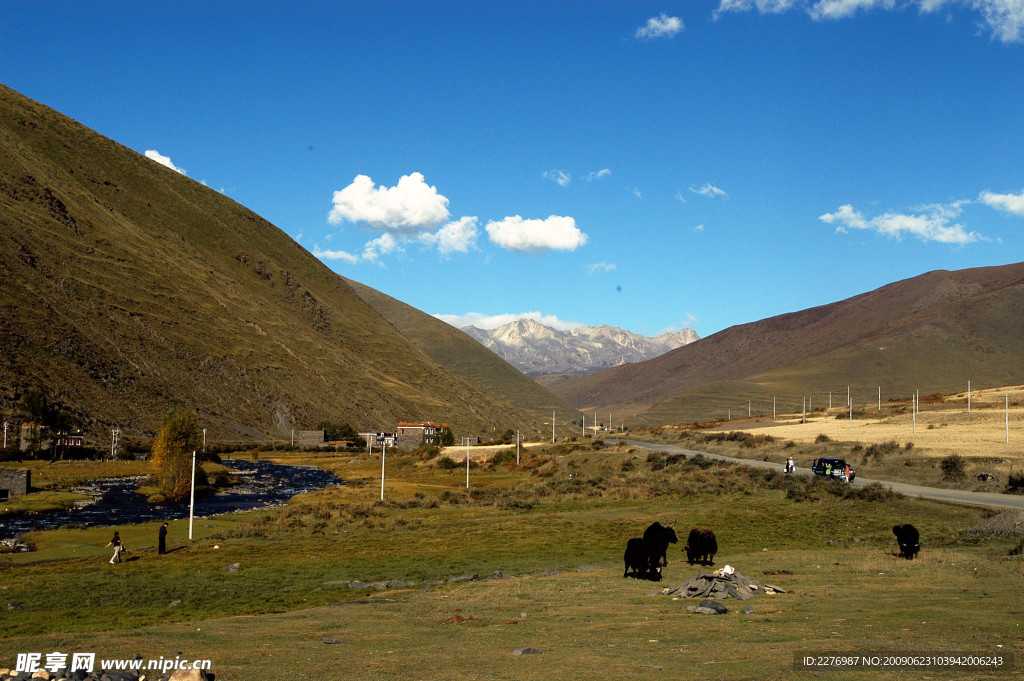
top-left (810, 457), bottom-right (855, 482)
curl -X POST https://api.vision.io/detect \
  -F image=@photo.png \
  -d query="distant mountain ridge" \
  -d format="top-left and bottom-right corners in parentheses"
top-left (549, 262), bottom-right (1024, 424)
top-left (461, 319), bottom-right (699, 376)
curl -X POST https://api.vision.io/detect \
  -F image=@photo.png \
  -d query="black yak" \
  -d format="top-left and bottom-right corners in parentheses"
top-left (893, 523), bottom-right (920, 560)
top-left (684, 528), bottom-right (717, 566)
top-left (623, 537), bottom-right (661, 580)
top-left (642, 521), bottom-right (679, 567)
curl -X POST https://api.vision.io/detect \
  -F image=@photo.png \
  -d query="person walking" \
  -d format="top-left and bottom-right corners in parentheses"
top-left (158, 522), bottom-right (168, 555)
top-left (106, 531), bottom-right (125, 564)
top-left (785, 456), bottom-right (795, 474)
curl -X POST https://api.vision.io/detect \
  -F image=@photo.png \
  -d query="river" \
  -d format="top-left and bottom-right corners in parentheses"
top-left (0, 458), bottom-right (342, 539)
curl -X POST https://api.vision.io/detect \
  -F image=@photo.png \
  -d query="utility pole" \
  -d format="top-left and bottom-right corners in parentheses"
top-left (189, 451), bottom-right (196, 540)
top-left (552, 411), bottom-right (555, 444)
top-left (380, 440), bottom-right (387, 501)
top-left (463, 437), bottom-right (473, 488)
top-left (2, 421), bottom-right (7, 449)
top-left (968, 380), bottom-right (971, 413)
top-left (111, 428), bottom-right (120, 459)
top-left (202, 427), bottom-right (207, 451)
top-left (516, 430), bottom-right (520, 465)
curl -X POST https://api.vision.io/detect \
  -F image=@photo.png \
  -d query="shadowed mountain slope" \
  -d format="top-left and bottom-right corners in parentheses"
top-left (343, 280), bottom-right (579, 420)
top-left (551, 263), bottom-right (1024, 424)
top-left (0, 84), bottom-right (539, 442)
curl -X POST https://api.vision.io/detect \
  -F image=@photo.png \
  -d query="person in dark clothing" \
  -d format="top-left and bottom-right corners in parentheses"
top-left (106, 531), bottom-right (125, 564)
top-left (158, 522), bottom-right (168, 554)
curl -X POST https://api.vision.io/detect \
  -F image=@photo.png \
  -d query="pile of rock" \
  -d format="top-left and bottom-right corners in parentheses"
top-left (0, 538), bottom-right (33, 553)
top-left (661, 570), bottom-right (786, 602)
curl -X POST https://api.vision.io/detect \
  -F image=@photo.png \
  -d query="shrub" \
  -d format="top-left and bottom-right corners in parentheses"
top-left (940, 454), bottom-right (966, 481)
top-left (815, 433), bottom-right (831, 443)
top-left (150, 408), bottom-right (205, 501)
top-left (436, 456), bottom-right (459, 470)
top-left (1006, 473), bottom-right (1024, 494)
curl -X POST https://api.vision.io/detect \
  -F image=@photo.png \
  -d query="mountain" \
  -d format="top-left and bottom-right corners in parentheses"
top-left (550, 263), bottom-right (1024, 424)
top-left (342, 280), bottom-right (579, 419)
top-left (461, 319), bottom-right (699, 377)
top-left (0, 84), bottom-right (542, 442)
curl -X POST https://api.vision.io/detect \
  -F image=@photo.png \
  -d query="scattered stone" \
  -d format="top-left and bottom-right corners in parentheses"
top-left (387, 579), bottom-right (416, 588)
top-left (323, 580), bottom-right (349, 586)
top-left (323, 637), bottom-right (344, 644)
top-left (575, 566), bottom-right (603, 572)
top-left (348, 581), bottom-right (369, 590)
top-left (638, 664), bottom-right (664, 670)
top-left (447, 573), bottom-right (478, 584)
top-left (487, 571), bottom-right (512, 580)
top-left (699, 599), bottom-right (728, 614)
top-left (422, 579), bottom-right (444, 587)
top-left (686, 606), bottom-right (721, 615)
top-left (763, 584), bottom-right (787, 594)
top-left (226, 562), bottom-right (240, 573)
top-left (370, 581), bottom-right (389, 590)
top-left (169, 600), bottom-right (183, 607)
top-left (742, 605), bottom-right (755, 615)
top-left (533, 569), bottom-right (565, 577)
top-left (7, 602), bottom-right (22, 611)
top-left (513, 647), bottom-right (542, 655)
top-left (977, 472), bottom-right (997, 482)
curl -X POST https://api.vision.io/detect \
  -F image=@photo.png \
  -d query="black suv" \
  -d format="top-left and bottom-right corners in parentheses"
top-left (810, 457), bottom-right (855, 482)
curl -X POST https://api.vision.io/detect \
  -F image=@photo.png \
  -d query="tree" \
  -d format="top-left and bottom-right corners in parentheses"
top-left (437, 426), bottom-right (455, 447)
top-left (151, 409), bottom-right (204, 500)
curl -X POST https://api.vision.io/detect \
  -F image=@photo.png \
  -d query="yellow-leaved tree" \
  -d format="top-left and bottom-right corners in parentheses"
top-left (150, 408), bottom-right (204, 501)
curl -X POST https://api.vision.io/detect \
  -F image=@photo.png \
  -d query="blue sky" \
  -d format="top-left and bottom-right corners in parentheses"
top-left (3, 1), bottom-right (1023, 338)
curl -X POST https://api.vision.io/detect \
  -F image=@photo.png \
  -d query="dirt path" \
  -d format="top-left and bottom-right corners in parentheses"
top-left (615, 439), bottom-right (1024, 511)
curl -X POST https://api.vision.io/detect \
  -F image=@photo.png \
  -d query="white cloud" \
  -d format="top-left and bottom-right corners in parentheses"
top-left (419, 216), bottom-right (480, 256)
top-left (820, 201), bottom-right (984, 244)
top-left (486, 215), bottom-right (589, 252)
top-left (693, 224), bottom-right (705, 232)
top-left (714, 0), bottom-right (1024, 43)
top-left (980, 188), bottom-right (1024, 216)
top-left (434, 311), bottom-right (585, 331)
top-left (361, 233), bottom-right (403, 263)
top-left (632, 188), bottom-right (643, 199)
top-left (144, 150), bottom-right (186, 175)
top-left (585, 168), bottom-right (612, 181)
top-left (543, 169), bottom-right (572, 187)
top-left (635, 13), bottom-right (685, 38)
top-left (690, 183), bottom-right (729, 198)
top-left (312, 247), bottom-right (360, 265)
top-left (587, 262), bottom-right (617, 274)
top-left (328, 172), bottom-right (450, 232)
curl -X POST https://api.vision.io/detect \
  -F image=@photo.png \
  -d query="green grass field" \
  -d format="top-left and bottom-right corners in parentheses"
top-left (2, 442), bottom-right (1021, 680)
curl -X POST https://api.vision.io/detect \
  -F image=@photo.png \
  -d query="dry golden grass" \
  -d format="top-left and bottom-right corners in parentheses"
top-left (726, 385), bottom-right (1024, 463)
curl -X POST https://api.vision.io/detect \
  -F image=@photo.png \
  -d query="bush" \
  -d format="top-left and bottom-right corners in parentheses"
top-left (1006, 473), bottom-right (1024, 494)
top-left (436, 456), bottom-right (459, 470)
top-left (940, 454), bottom-right (966, 481)
top-left (815, 433), bottom-right (831, 443)
top-left (150, 409), bottom-right (205, 501)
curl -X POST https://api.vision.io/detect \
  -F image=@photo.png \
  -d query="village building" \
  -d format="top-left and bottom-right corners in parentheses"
top-left (396, 421), bottom-right (443, 450)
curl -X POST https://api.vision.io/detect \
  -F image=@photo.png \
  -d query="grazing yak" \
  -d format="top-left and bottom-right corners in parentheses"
top-left (642, 521), bottom-right (679, 568)
top-left (623, 537), bottom-right (662, 581)
top-left (893, 523), bottom-right (920, 560)
top-left (684, 528), bottom-right (717, 566)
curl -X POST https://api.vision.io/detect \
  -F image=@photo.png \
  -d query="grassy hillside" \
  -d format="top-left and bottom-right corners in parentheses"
top-left (344, 279), bottom-right (579, 420)
top-left (0, 84), bottom-right (541, 442)
top-left (552, 263), bottom-right (1024, 425)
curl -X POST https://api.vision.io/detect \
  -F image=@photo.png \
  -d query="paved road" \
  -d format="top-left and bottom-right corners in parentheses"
top-left (612, 439), bottom-right (1024, 511)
